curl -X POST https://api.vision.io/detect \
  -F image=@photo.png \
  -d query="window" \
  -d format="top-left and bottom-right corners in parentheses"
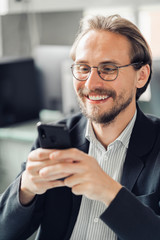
top-left (139, 5), bottom-right (160, 59)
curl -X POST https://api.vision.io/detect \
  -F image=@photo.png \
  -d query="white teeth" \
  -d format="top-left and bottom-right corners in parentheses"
top-left (88, 95), bottom-right (108, 100)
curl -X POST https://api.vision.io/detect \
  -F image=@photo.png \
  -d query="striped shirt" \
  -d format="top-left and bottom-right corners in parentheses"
top-left (70, 111), bottom-right (137, 240)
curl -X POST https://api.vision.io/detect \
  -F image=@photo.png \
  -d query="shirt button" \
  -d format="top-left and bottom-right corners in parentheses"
top-left (94, 217), bottom-right (99, 223)
top-left (103, 155), bottom-right (108, 161)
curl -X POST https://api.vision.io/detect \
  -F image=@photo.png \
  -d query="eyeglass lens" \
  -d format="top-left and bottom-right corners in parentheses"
top-left (72, 64), bottom-right (118, 81)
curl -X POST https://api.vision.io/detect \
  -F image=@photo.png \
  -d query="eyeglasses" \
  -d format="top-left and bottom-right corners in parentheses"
top-left (71, 62), bottom-right (142, 81)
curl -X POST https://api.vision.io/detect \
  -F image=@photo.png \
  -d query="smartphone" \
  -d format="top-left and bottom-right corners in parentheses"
top-left (37, 122), bottom-right (71, 149)
top-left (37, 122), bottom-right (71, 181)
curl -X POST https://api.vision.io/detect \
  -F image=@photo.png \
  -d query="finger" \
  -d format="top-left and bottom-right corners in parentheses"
top-left (26, 161), bottom-right (46, 176)
top-left (27, 151), bottom-right (74, 177)
top-left (64, 173), bottom-right (85, 187)
top-left (26, 158), bottom-right (52, 175)
top-left (39, 161), bottom-right (83, 178)
top-left (71, 182), bottom-right (97, 198)
top-left (71, 184), bottom-right (86, 196)
top-left (39, 171), bottom-right (72, 181)
top-left (49, 148), bottom-right (87, 162)
top-left (28, 148), bottom-right (55, 162)
top-left (45, 180), bottom-right (66, 189)
top-left (30, 180), bottom-right (66, 194)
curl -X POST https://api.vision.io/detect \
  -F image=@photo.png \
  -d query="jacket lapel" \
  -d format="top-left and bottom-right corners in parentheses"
top-left (121, 106), bottom-right (157, 191)
top-left (121, 150), bottom-right (144, 190)
top-left (69, 114), bottom-right (89, 151)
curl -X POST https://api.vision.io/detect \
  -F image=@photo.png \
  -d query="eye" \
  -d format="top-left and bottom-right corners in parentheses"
top-left (75, 65), bottom-right (90, 73)
top-left (100, 64), bottom-right (117, 74)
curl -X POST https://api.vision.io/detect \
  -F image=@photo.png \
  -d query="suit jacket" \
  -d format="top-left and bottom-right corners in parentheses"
top-left (1, 106), bottom-right (160, 240)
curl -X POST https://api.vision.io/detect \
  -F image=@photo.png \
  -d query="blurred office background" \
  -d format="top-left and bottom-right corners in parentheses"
top-left (0, 0), bottom-right (160, 239)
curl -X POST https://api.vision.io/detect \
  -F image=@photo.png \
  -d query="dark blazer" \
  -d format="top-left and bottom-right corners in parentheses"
top-left (1, 106), bottom-right (160, 240)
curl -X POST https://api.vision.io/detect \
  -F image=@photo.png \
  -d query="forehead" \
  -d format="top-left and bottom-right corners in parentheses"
top-left (75, 30), bottom-right (132, 64)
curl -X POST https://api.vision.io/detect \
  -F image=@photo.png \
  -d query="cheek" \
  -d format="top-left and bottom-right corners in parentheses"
top-left (73, 79), bottom-right (78, 94)
top-left (73, 79), bottom-right (84, 94)
top-left (116, 74), bottom-right (137, 97)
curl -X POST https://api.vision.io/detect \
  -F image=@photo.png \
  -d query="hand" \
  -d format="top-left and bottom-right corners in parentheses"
top-left (39, 148), bottom-right (122, 206)
top-left (20, 148), bottom-right (71, 205)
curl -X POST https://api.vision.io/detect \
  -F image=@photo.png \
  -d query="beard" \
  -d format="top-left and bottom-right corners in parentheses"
top-left (77, 87), bottom-right (133, 125)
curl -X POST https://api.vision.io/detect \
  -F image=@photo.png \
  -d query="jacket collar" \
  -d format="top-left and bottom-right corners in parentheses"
top-left (127, 105), bottom-right (157, 157)
top-left (69, 114), bottom-right (89, 153)
top-left (69, 105), bottom-right (156, 156)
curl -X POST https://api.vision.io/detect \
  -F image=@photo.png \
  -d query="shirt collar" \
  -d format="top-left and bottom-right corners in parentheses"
top-left (85, 110), bottom-right (137, 149)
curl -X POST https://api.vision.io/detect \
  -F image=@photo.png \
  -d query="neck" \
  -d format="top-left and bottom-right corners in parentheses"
top-left (92, 105), bottom-right (136, 149)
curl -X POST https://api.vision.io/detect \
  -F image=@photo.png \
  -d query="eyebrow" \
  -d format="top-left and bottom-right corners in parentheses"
top-left (74, 60), bottom-right (120, 65)
top-left (74, 60), bottom-right (89, 64)
top-left (100, 60), bottom-right (120, 65)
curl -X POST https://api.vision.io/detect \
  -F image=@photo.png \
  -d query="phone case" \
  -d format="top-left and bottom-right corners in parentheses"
top-left (37, 122), bottom-right (71, 149)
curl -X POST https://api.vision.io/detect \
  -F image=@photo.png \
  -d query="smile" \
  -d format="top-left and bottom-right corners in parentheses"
top-left (88, 95), bottom-right (109, 101)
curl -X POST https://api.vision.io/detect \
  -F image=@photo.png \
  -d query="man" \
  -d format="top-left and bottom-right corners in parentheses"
top-left (1, 14), bottom-right (160, 240)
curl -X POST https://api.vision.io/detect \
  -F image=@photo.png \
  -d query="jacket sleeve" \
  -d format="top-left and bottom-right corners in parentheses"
top-left (100, 187), bottom-right (160, 240)
top-left (0, 139), bottom-right (44, 240)
top-left (0, 176), bottom-right (42, 240)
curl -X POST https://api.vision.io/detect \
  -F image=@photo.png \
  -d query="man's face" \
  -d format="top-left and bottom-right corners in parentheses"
top-left (73, 30), bottom-right (139, 125)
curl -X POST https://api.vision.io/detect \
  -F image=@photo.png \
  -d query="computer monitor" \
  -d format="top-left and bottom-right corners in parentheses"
top-left (0, 58), bottom-right (42, 127)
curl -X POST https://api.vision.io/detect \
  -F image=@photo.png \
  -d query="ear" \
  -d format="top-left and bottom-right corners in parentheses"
top-left (136, 64), bottom-right (150, 89)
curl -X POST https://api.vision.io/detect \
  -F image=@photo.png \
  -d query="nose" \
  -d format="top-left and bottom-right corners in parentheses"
top-left (84, 67), bottom-right (104, 90)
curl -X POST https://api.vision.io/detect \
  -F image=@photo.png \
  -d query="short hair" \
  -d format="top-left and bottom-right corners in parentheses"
top-left (70, 14), bottom-right (152, 100)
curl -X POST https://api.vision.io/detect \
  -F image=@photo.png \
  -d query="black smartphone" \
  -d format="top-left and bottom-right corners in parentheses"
top-left (37, 122), bottom-right (71, 181)
top-left (37, 122), bottom-right (71, 149)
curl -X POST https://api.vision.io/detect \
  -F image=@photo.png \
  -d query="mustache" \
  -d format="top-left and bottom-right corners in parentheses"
top-left (78, 87), bottom-right (116, 99)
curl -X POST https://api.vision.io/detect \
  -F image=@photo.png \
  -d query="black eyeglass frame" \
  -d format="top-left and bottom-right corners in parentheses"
top-left (71, 62), bottom-right (143, 81)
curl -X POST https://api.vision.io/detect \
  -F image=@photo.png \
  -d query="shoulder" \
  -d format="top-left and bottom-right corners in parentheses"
top-left (145, 113), bottom-right (160, 132)
top-left (128, 107), bottom-right (160, 156)
top-left (58, 112), bottom-right (87, 131)
top-left (146, 114), bottom-right (160, 124)
top-left (136, 106), bottom-right (160, 131)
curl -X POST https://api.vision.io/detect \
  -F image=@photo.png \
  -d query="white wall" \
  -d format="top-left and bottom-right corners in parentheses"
top-left (6, 0), bottom-right (160, 14)
top-left (0, 10), bottom-right (82, 57)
